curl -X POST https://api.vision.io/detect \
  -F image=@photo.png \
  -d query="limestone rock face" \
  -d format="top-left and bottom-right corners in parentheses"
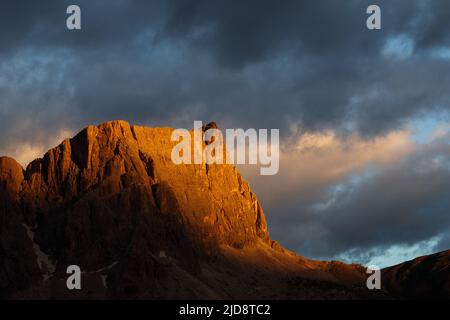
top-left (20, 121), bottom-right (269, 251)
top-left (0, 121), bottom-right (276, 298)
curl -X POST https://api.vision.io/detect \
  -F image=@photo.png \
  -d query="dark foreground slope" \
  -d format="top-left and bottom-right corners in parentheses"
top-left (382, 249), bottom-right (450, 299)
top-left (0, 121), bottom-right (447, 299)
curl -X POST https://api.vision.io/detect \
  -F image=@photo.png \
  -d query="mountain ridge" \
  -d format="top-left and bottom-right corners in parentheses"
top-left (0, 120), bottom-right (448, 299)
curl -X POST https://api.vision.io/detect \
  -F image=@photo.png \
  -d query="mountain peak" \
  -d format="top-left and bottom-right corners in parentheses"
top-left (0, 156), bottom-right (24, 195)
top-left (1, 121), bottom-right (281, 298)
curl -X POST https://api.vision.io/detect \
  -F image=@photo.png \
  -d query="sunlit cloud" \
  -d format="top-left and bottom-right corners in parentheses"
top-left (239, 121), bottom-right (450, 266)
top-left (240, 128), bottom-right (415, 208)
top-left (2, 128), bottom-right (74, 168)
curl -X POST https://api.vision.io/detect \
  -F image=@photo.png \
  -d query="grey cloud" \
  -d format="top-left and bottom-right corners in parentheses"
top-left (261, 137), bottom-right (450, 262)
top-left (1, 0), bottom-right (450, 143)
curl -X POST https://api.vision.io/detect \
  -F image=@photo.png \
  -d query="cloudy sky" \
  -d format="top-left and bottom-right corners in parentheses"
top-left (1, 0), bottom-right (450, 267)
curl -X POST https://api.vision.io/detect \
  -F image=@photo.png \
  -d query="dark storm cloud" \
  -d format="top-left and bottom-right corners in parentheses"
top-left (0, 1), bottom-right (166, 53)
top-left (412, 1), bottom-right (450, 49)
top-left (163, 0), bottom-right (370, 67)
top-left (1, 0), bottom-right (450, 141)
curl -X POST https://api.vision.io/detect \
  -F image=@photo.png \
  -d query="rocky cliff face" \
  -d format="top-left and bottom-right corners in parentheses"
top-left (0, 121), bottom-right (271, 298)
top-left (1, 120), bottom-right (271, 298)
top-left (0, 120), bottom-right (446, 299)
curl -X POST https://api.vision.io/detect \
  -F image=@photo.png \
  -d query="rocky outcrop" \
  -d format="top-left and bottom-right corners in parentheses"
top-left (0, 120), bottom-right (277, 299)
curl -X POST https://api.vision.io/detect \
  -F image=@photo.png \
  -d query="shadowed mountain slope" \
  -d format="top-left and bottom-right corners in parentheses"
top-left (382, 249), bottom-right (450, 299)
